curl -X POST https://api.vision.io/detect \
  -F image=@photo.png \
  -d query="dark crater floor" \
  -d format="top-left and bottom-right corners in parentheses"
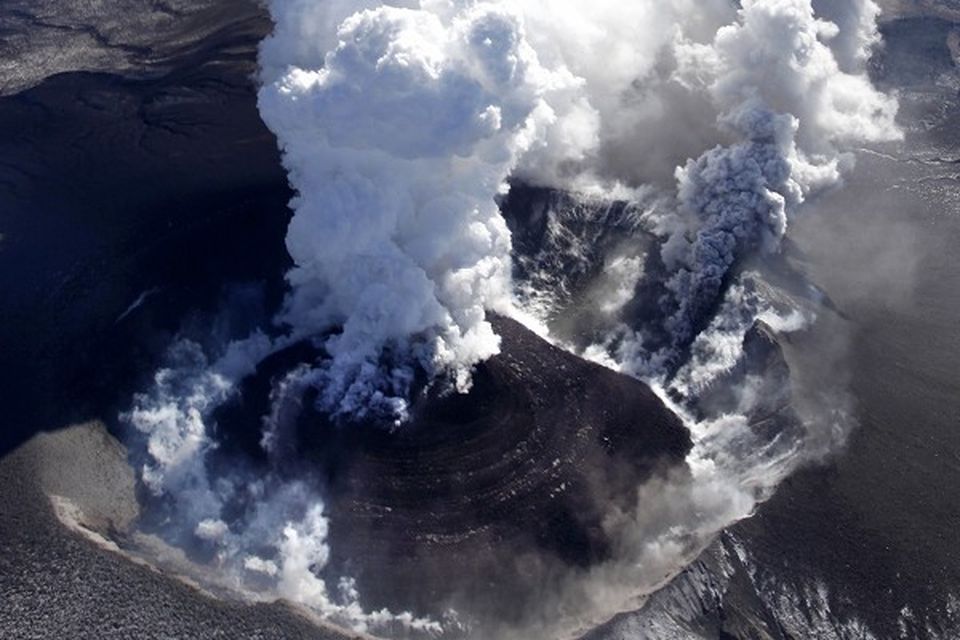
top-left (211, 315), bottom-right (691, 627)
top-left (319, 316), bottom-right (688, 622)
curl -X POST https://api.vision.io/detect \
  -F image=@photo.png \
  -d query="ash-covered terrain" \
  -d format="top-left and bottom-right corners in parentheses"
top-left (1, 2), bottom-right (959, 640)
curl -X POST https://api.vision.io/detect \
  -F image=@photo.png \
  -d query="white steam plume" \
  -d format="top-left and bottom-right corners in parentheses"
top-left (612, 0), bottom-right (901, 377)
top-left (258, 1), bottom-right (586, 422)
top-left (258, 0), bottom-right (900, 415)
top-left (256, 0), bottom-right (744, 420)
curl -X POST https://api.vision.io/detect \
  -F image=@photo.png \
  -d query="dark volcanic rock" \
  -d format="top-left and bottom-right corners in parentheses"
top-left (696, 320), bottom-right (793, 421)
top-left (292, 315), bottom-right (692, 625)
top-left (498, 183), bottom-right (654, 349)
top-left (0, 0), bottom-right (291, 457)
top-left (0, 0), bottom-right (270, 96)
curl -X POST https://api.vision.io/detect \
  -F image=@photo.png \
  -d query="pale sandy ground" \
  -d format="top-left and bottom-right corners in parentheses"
top-left (0, 422), bottom-right (362, 640)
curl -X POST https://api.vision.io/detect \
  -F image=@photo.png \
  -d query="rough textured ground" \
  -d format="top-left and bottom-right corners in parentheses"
top-left (0, 0), bottom-right (268, 96)
top-left (0, 423), bottom-right (360, 640)
top-left (309, 315), bottom-right (690, 624)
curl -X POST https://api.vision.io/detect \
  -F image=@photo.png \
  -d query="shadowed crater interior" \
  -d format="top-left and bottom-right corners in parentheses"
top-left (217, 316), bottom-right (692, 627)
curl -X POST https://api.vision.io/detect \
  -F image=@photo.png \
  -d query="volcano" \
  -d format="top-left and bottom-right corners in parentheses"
top-left (2, 2), bottom-right (960, 640)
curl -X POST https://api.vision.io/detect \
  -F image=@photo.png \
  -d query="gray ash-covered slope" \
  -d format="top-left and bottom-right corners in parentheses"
top-left (878, 0), bottom-right (960, 21)
top-left (211, 313), bottom-right (692, 631)
top-left (0, 424), bottom-right (359, 640)
top-left (304, 315), bottom-right (689, 623)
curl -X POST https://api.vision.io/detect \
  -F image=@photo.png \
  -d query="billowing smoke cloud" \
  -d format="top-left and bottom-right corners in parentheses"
top-left (120, 0), bottom-right (903, 636)
top-left (255, 0), bottom-right (753, 420)
top-left (609, 0), bottom-right (901, 378)
top-left (257, 1), bottom-right (583, 422)
top-left (257, 0), bottom-right (899, 413)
